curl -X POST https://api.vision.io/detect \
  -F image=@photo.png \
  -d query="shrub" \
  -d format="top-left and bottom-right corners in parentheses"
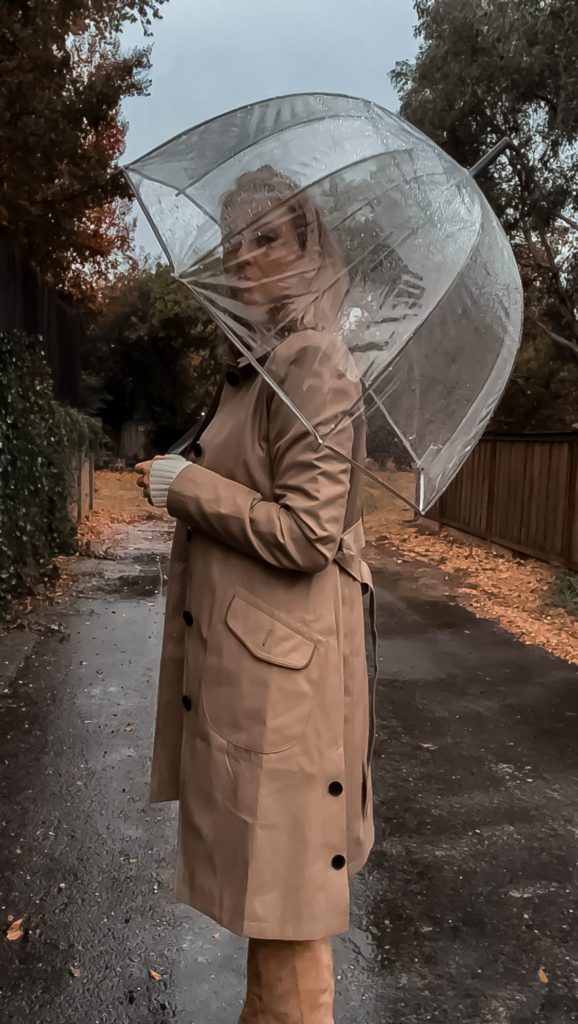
top-left (0, 331), bottom-right (101, 615)
top-left (551, 571), bottom-right (578, 619)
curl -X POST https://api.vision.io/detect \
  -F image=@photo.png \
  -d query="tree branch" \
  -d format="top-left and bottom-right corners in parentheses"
top-left (521, 226), bottom-right (553, 272)
top-left (535, 93), bottom-right (558, 116)
top-left (538, 228), bottom-right (560, 275)
top-left (528, 315), bottom-right (578, 357)
top-left (556, 213), bottom-right (578, 233)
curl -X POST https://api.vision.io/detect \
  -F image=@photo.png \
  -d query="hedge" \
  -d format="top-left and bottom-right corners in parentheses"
top-left (0, 331), bottom-right (101, 615)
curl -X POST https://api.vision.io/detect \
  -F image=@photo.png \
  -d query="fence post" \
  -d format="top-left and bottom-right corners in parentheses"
top-left (435, 490), bottom-right (445, 526)
top-left (68, 451), bottom-right (80, 524)
top-left (562, 437), bottom-right (578, 570)
top-left (484, 436), bottom-right (498, 539)
top-left (89, 454), bottom-right (95, 514)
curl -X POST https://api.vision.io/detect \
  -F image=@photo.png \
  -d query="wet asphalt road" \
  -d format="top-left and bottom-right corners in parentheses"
top-left (1, 520), bottom-right (578, 1023)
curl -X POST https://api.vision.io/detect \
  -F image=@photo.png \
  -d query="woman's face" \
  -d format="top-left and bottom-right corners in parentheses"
top-left (222, 195), bottom-right (306, 308)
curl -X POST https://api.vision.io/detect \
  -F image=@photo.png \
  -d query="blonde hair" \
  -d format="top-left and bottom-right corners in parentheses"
top-left (220, 165), bottom-right (349, 341)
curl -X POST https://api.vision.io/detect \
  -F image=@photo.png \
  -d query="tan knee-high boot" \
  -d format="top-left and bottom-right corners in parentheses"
top-left (238, 937), bottom-right (335, 1024)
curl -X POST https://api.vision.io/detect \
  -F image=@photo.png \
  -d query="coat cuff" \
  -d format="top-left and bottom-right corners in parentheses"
top-left (149, 455), bottom-right (190, 508)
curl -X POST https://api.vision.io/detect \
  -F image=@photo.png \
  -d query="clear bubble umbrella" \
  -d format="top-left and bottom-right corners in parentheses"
top-left (123, 93), bottom-right (523, 513)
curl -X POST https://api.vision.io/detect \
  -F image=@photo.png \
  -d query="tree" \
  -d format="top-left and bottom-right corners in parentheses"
top-left (391, 0), bottom-right (578, 394)
top-left (86, 264), bottom-right (222, 452)
top-left (0, 1), bottom-right (166, 302)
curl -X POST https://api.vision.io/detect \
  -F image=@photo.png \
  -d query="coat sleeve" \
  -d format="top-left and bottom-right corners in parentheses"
top-left (165, 332), bottom-right (360, 573)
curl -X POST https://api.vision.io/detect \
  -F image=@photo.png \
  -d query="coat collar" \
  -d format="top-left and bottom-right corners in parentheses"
top-left (223, 350), bottom-right (269, 386)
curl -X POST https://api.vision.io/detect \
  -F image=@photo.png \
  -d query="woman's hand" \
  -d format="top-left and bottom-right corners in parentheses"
top-left (135, 456), bottom-right (164, 504)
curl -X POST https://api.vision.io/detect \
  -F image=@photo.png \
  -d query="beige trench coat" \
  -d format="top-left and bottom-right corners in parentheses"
top-left (151, 329), bottom-right (375, 940)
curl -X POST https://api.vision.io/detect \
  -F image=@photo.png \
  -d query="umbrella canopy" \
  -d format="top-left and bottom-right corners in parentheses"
top-left (124, 93), bottom-right (523, 512)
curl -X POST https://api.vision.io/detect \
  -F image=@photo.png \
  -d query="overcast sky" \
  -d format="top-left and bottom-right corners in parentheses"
top-left (121, 0), bottom-right (419, 254)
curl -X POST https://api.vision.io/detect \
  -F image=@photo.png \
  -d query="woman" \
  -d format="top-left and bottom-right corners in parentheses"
top-left (135, 166), bottom-right (375, 1023)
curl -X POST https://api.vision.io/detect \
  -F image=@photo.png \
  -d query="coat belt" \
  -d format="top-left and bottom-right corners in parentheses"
top-left (334, 519), bottom-right (378, 792)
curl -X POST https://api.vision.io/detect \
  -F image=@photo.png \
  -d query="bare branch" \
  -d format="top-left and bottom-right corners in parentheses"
top-left (521, 226), bottom-right (553, 272)
top-left (556, 213), bottom-right (578, 233)
top-left (538, 229), bottom-right (561, 273)
top-left (528, 315), bottom-right (578, 358)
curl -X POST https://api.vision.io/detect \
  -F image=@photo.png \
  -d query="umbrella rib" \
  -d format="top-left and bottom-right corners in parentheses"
top-left (187, 285), bottom-right (423, 513)
top-left (361, 198), bottom-right (484, 392)
top-left (173, 113), bottom-right (370, 198)
top-left (324, 443), bottom-right (420, 513)
top-left (122, 169), bottom-right (177, 273)
top-left (175, 148), bottom-right (420, 273)
top-left (124, 165), bottom-right (219, 224)
top-left (122, 91), bottom-right (374, 168)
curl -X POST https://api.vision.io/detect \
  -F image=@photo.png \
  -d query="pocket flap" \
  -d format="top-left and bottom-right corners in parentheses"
top-left (225, 595), bottom-right (315, 670)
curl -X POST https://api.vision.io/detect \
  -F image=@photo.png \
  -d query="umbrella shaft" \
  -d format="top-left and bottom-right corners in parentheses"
top-left (469, 137), bottom-right (514, 178)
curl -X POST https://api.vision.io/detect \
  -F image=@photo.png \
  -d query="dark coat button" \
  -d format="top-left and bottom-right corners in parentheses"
top-left (192, 441), bottom-right (203, 458)
top-left (182, 610), bottom-right (194, 627)
top-left (225, 369), bottom-right (240, 387)
top-left (328, 781), bottom-right (343, 797)
top-left (331, 854), bottom-right (346, 870)
top-left (186, 527), bottom-right (193, 542)
top-left (182, 694), bottom-right (192, 711)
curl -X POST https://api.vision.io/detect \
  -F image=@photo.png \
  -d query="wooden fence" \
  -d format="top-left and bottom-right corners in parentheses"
top-left (0, 229), bottom-right (82, 405)
top-left (68, 453), bottom-right (95, 524)
top-left (428, 434), bottom-right (578, 571)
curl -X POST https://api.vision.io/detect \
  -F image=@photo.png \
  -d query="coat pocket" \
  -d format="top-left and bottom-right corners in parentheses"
top-left (202, 593), bottom-right (317, 754)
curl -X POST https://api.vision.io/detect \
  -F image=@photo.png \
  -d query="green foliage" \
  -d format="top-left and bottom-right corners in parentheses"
top-left (86, 264), bottom-right (222, 452)
top-left (550, 571), bottom-right (578, 618)
top-left (0, 0), bottom-right (167, 301)
top-left (0, 331), bottom-right (102, 616)
top-left (392, 0), bottom-right (578, 230)
top-left (492, 333), bottom-right (578, 432)
top-left (391, 0), bottom-right (578, 429)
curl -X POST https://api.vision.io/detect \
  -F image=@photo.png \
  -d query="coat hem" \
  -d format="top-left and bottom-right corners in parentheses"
top-left (240, 917), bottom-right (350, 940)
top-left (150, 792), bottom-right (178, 803)
top-left (173, 885), bottom-right (350, 941)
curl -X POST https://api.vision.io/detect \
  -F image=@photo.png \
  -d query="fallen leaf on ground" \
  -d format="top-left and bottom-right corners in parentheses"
top-left (538, 968), bottom-right (549, 984)
top-left (6, 918), bottom-right (24, 941)
top-left (75, 470), bottom-right (578, 668)
top-left (149, 969), bottom-right (162, 981)
top-left (364, 476), bottom-right (578, 666)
